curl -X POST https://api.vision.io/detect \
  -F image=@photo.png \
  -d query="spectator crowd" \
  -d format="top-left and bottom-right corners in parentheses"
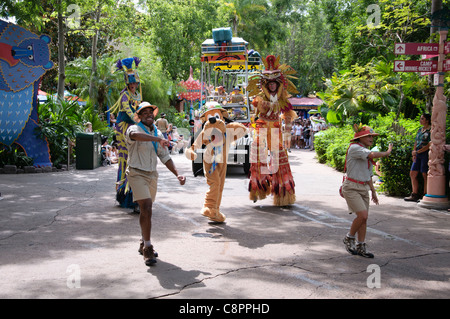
top-left (282, 114), bottom-right (328, 152)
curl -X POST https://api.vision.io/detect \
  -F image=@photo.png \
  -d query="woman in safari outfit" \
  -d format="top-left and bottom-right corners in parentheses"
top-left (342, 125), bottom-right (393, 258)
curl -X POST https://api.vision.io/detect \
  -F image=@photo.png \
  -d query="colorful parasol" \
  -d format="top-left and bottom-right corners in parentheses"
top-left (177, 66), bottom-right (206, 119)
top-left (178, 66), bottom-right (206, 102)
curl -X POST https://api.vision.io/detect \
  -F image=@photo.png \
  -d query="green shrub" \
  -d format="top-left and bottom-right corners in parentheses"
top-left (0, 144), bottom-right (33, 168)
top-left (314, 112), bottom-right (422, 197)
top-left (326, 141), bottom-right (347, 172)
top-left (314, 127), bottom-right (336, 163)
top-left (314, 125), bottom-right (353, 168)
top-left (376, 130), bottom-right (415, 196)
top-left (315, 126), bottom-right (353, 165)
top-left (36, 98), bottom-right (83, 167)
top-left (368, 113), bottom-right (419, 196)
top-left (36, 98), bottom-right (113, 168)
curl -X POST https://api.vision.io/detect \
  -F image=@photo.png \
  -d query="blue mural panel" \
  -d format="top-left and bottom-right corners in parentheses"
top-left (0, 19), bottom-right (54, 167)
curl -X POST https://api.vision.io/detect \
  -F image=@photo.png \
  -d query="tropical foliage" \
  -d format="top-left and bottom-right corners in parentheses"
top-left (65, 54), bottom-right (123, 114)
top-left (317, 58), bottom-right (430, 125)
top-left (35, 97), bottom-right (84, 168)
top-left (35, 97), bottom-right (113, 167)
top-left (0, 145), bottom-right (33, 168)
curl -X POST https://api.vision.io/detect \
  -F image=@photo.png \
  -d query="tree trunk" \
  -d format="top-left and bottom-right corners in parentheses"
top-left (431, 0), bottom-right (443, 35)
top-left (57, 0), bottom-right (65, 101)
top-left (89, 5), bottom-right (101, 110)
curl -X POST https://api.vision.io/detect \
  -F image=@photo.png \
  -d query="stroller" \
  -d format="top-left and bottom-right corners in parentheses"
top-left (101, 136), bottom-right (111, 166)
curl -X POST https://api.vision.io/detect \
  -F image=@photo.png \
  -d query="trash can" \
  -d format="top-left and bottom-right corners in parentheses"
top-left (75, 132), bottom-right (101, 169)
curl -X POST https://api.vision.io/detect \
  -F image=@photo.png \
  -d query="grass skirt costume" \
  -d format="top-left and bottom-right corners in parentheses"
top-left (247, 55), bottom-right (298, 206)
top-left (110, 57), bottom-right (142, 209)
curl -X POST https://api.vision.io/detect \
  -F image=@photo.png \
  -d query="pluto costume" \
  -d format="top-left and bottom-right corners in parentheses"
top-left (186, 102), bottom-right (247, 222)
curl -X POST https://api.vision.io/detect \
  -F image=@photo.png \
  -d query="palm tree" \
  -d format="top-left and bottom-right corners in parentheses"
top-left (223, 0), bottom-right (289, 51)
top-left (65, 54), bottom-right (122, 113)
top-left (334, 87), bottom-right (361, 117)
top-left (225, 0), bottom-right (266, 36)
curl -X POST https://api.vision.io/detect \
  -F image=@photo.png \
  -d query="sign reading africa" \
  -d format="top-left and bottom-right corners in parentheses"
top-left (395, 42), bottom-right (450, 55)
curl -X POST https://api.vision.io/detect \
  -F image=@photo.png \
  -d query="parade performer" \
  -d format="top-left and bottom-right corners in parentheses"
top-left (341, 124), bottom-right (392, 258)
top-left (125, 102), bottom-right (186, 266)
top-left (247, 55), bottom-right (298, 206)
top-left (185, 102), bottom-right (247, 222)
top-left (110, 57), bottom-right (142, 210)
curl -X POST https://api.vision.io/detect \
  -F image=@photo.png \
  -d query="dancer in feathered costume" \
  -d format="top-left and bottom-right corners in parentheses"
top-left (110, 57), bottom-right (142, 210)
top-left (247, 55), bottom-right (299, 206)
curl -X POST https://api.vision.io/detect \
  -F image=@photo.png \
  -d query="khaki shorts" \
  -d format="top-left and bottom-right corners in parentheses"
top-left (283, 132), bottom-right (291, 141)
top-left (126, 167), bottom-right (158, 202)
top-left (342, 179), bottom-right (370, 213)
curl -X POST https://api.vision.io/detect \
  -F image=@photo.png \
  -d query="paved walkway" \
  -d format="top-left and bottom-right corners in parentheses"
top-left (0, 148), bottom-right (449, 300)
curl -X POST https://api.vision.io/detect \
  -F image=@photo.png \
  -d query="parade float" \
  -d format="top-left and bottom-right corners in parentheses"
top-left (191, 27), bottom-right (262, 176)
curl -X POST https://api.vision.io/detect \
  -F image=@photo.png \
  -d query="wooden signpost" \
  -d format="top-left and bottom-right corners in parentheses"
top-left (394, 31), bottom-right (449, 209)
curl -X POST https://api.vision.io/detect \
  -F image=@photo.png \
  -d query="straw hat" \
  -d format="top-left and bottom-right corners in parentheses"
top-left (350, 124), bottom-right (379, 141)
top-left (136, 101), bottom-right (158, 117)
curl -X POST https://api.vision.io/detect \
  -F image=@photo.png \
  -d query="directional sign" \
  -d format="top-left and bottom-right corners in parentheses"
top-left (395, 43), bottom-right (439, 55)
top-left (445, 59), bottom-right (450, 72)
top-left (394, 60), bottom-right (438, 72)
top-left (434, 73), bottom-right (440, 86)
top-left (395, 42), bottom-right (450, 55)
top-left (394, 59), bottom-right (450, 72)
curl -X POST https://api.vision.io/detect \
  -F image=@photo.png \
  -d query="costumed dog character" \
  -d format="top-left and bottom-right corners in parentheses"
top-left (109, 57), bottom-right (142, 210)
top-left (246, 55), bottom-right (299, 206)
top-left (185, 102), bottom-right (248, 222)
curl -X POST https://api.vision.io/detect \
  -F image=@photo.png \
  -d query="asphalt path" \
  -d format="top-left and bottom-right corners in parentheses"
top-left (0, 148), bottom-right (449, 300)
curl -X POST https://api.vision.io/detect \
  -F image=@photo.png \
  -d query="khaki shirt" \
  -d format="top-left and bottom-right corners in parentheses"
top-left (155, 118), bottom-right (169, 133)
top-left (125, 124), bottom-right (171, 172)
top-left (346, 143), bottom-right (373, 182)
